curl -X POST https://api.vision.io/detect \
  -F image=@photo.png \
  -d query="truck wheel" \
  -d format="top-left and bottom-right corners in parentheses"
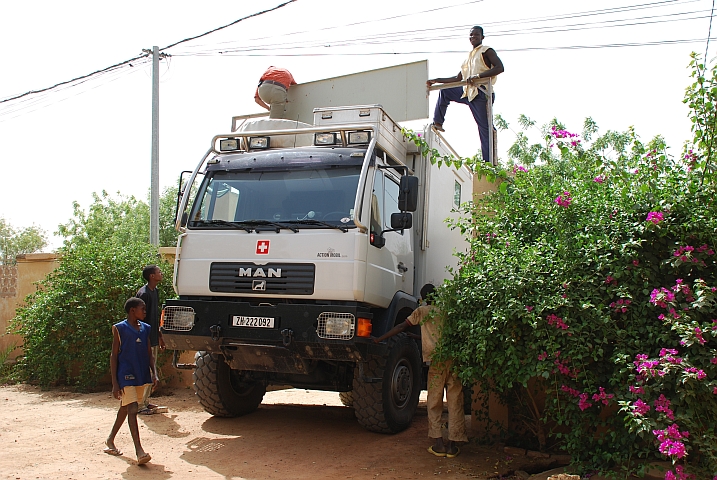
top-left (193, 351), bottom-right (266, 417)
top-left (352, 333), bottom-right (421, 433)
top-left (338, 391), bottom-right (354, 407)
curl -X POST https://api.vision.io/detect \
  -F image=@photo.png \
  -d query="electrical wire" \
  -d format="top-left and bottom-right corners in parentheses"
top-left (171, 2), bottom-right (711, 56)
top-left (706, 0), bottom-right (716, 60)
top-left (169, 37), bottom-right (717, 57)
top-left (0, 1), bottom-right (297, 106)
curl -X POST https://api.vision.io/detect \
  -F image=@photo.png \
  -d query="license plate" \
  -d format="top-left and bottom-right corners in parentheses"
top-left (232, 316), bottom-right (275, 328)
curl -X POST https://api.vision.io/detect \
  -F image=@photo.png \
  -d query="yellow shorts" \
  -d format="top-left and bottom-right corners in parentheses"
top-left (121, 385), bottom-right (151, 407)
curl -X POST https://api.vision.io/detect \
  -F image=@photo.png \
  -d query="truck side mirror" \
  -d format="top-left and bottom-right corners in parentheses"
top-left (398, 175), bottom-right (419, 212)
top-left (390, 212), bottom-right (412, 230)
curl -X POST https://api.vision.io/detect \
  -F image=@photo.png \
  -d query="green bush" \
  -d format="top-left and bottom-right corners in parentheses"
top-left (407, 54), bottom-right (717, 478)
top-left (10, 190), bottom-right (177, 390)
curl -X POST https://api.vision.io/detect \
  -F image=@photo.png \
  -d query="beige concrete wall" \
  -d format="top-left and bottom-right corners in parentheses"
top-left (0, 253), bottom-right (59, 362)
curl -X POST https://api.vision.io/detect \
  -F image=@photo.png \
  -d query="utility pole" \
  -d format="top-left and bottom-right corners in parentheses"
top-left (150, 46), bottom-right (160, 246)
top-left (143, 46), bottom-right (169, 245)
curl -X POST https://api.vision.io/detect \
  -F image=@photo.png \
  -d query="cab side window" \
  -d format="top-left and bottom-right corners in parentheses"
top-left (383, 175), bottom-right (400, 230)
top-left (370, 171), bottom-right (384, 234)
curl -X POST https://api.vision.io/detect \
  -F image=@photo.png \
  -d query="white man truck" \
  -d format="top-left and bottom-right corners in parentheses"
top-left (162, 102), bottom-right (472, 433)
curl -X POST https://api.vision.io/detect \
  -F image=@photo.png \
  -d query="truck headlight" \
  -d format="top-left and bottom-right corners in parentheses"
top-left (161, 306), bottom-right (195, 331)
top-left (317, 312), bottom-right (355, 340)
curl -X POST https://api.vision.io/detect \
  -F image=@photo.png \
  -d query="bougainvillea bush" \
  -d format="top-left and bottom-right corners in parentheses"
top-left (431, 55), bottom-right (717, 478)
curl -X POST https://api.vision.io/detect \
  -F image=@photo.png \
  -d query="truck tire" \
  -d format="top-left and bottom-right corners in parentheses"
top-left (193, 351), bottom-right (266, 417)
top-left (352, 334), bottom-right (421, 433)
top-left (338, 391), bottom-right (354, 407)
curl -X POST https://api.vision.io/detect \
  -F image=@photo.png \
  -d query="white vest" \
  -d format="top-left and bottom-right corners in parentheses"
top-left (461, 44), bottom-right (496, 101)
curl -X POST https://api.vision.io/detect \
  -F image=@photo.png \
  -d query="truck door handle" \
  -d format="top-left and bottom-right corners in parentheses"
top-left (397, 262), bottom-right (408, 273)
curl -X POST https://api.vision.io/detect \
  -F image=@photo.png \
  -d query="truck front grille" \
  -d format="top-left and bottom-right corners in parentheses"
top-left (209, 262), bottom-right (315, 295)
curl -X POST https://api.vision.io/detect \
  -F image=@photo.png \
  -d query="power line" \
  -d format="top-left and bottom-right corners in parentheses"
top-left (159, 0), bottom-right (295, 51)
top-left (170, 37), bottom-right (717, 57)
top-left (0, 1), bottom-right (297, 106)
top-left (172, 1), bottom-right (709, 56)
top-left (706, 0), bottom-right (716, 61)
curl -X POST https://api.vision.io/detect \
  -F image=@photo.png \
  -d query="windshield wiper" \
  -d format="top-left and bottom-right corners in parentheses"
top-left (234, 220), bottom-right (299, 233)
top-left (191, 219), bottom-right (254, 232)
top-left (287, 219), bottom-right (350, 233)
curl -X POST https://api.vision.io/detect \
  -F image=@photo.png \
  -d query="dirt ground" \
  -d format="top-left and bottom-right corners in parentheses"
top-left (0, 385), bottom-right (560, 480)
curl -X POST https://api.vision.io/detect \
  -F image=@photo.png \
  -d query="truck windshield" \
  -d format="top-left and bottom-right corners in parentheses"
top-left (189, 166), bottom-right (361, 228)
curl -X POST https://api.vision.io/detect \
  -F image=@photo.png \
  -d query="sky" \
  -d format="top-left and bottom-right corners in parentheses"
top-left (1, 0), bottom-right (715, 249)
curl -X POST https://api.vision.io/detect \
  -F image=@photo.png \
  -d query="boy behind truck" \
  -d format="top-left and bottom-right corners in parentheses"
top-left (373, 284), bottom-right (467, 457)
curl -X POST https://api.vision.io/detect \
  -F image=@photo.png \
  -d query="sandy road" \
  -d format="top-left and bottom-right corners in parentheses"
top-left (0, 384), bottom-right (532, 480)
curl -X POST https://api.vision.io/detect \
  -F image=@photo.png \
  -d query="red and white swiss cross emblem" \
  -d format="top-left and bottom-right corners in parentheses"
top-left (256, 240), bottom-right (270, 255)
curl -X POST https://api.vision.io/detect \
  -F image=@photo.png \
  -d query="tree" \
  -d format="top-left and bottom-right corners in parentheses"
top-left (0, 217), bottom-right (47, 264)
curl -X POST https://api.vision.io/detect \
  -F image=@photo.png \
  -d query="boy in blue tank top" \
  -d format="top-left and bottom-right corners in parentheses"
top-left (103, 297), bottom-right (157, 465)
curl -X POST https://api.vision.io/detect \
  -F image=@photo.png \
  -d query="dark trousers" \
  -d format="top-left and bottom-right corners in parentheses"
top-left (433, 86), bottom-right (495, 162)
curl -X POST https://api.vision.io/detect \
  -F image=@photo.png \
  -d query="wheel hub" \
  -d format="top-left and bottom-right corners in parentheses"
top-left (391, 359), bottom-right (412, 408)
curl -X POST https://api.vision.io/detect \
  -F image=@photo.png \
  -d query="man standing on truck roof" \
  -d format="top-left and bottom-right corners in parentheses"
top-left (426, 26), bottom-right (504, 162)
top-left (255, 66), bottom-right (297, 119)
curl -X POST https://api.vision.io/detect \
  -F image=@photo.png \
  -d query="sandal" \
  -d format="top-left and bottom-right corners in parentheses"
top-left (431, 123), bottom-right (445, 132)
top-left (103, 446), bottom-right (122, 456)
top-left (137, 453), bottom-right (151, 465)
top-left (427, 446), bottom-right (447, 457)
top-left (446, 446), bottom-right (461, 458)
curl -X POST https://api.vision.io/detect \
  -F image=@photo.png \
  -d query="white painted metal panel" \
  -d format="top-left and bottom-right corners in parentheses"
top-left (284, 61), bottom-right (429, 124)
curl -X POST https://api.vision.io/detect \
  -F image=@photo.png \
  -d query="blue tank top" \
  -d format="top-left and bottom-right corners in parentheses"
top-left (114, 319), bottom-right (153, 389)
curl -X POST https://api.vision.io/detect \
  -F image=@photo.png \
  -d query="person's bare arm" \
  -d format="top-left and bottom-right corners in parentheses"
top-left (110, 326), bottom-right (121, 400)
top-left (427, 72), bottom-right (463, 87)
top-left (372, 320), bottom-right (411, 343)
top-left (468, 49), bottom-right (504, 83)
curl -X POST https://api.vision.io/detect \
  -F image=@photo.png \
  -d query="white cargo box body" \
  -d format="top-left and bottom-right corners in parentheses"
top-left (409, 127), bottom-right (472, 294)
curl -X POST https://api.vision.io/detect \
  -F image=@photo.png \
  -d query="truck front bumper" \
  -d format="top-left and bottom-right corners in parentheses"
top-left (162, 299), bottom-right (386, 374)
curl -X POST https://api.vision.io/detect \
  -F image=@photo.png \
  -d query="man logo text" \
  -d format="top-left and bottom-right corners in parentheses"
top-left (237, 268), bottom-right (282, 278)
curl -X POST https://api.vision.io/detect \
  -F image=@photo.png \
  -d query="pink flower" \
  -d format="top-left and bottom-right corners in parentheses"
top-left (632, 399), bottom-right (650, 416)
top-left (710, 358), bottom-right (717, 365)
top-left (537, 352), bottom-right (547, 361)
top-left (654, 394), bottom-right (674, 420)
top-left (695, 327), bottom-right (705, 345)
top-left (560, 385), bottom-right (580, 397)
top-left (547, 314), bottom-right (569, 331)
top-left (578, 393), bottom-right (592, 410)
top-left (513, 165), bottom-right (528, 173)
top-left (555, 191), bottom-right (572, 208)
top-left (591, 387), bottom-right (614, 406)
top-left (646, 211), bottom-right (664, 224)
top-left (525, 305), bottom-right (534, 312)
top-left (629, 385), bottom-right (644, 394)
top-left (593, 176), bottom-right (604, 183)
top-left (632, 260), bottom-right (640, 266)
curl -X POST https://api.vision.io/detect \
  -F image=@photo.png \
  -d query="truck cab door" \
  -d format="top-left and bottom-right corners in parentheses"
top-left (364, 167), bottom-right (414, 307)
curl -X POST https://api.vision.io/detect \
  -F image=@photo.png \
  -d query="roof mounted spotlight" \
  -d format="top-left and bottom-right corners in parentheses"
top-left (347, 131), bottom-right (371, 145)
top-left (248, 137), bottom-right (270, 149)
top-left (219, 138), bottom-right (240, 152)
top-left (314, 132), bottom-right (338, 146)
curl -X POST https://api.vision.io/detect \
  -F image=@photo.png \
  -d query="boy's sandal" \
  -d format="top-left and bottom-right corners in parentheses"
top-left (103, 446), bottom-right (122, 456)
top-left (427, 446), bottom-right (447, 457)
top-left (137, 453), bottom-right (151, 465)
top-left (431, 123), bottom-right (445, 132)
top-left (137, 407), bottom-right (154, 415)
